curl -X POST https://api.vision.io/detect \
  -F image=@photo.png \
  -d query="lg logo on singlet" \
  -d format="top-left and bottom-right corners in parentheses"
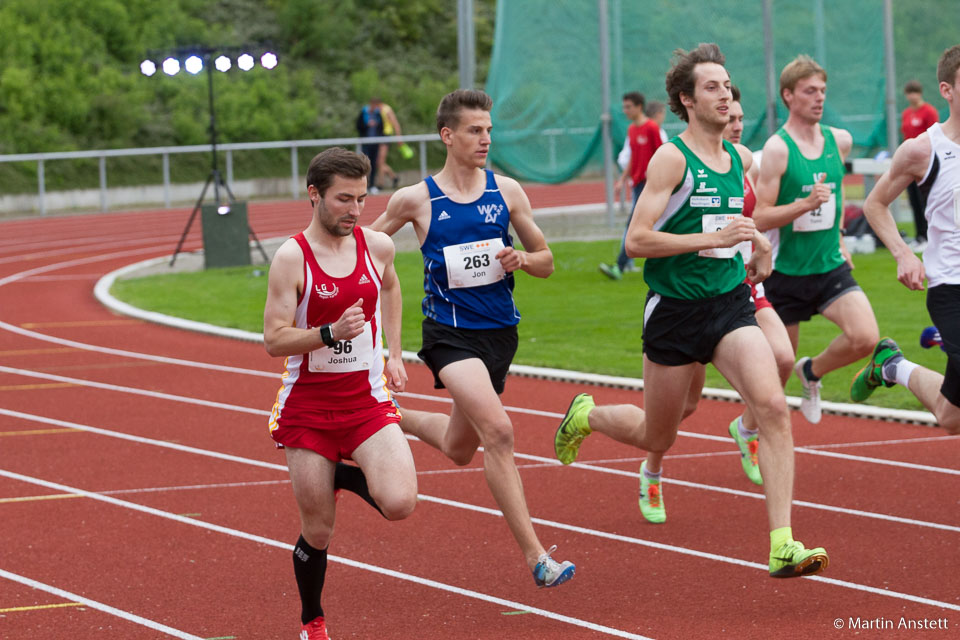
top-left (315, 283), bottom-right (338, 299)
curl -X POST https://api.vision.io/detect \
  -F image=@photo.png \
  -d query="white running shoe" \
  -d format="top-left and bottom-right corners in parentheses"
top-left (532, 545), bottom-right (575, 588)
top-left (794, 357), bottom-right (822, 424)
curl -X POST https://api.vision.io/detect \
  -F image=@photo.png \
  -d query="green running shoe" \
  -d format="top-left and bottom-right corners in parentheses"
top-left (850, 337), bottom-right (901, 403)
top-left (769, 539), bottom-right (829, 578)
top-left (728, 418), bottom-right (763, 486)
top-left (554, 393), bottom-right (595, 464)
top-left (598, 263), bottom-right (623, 280)
top-left (638, 460), bottom-right (666, 524)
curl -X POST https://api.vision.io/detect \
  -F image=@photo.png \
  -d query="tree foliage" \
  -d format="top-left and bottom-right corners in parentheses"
top-left (0, 0), bottom-right (496, 157)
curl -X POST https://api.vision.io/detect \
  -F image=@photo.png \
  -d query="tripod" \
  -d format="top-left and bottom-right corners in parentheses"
top-left (170, 53), bottom-right (268, 267)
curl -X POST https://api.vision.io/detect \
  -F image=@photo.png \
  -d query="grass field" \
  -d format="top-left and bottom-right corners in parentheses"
top-left (111, 239), bottom-right (943, 412)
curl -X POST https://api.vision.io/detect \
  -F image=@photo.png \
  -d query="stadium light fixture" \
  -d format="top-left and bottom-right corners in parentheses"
top-left (237, 53), bottom-right (255, 71)
top-left (162, 57), bottom-right (180, 76)
top-left (260, 52), bottom-right (278, 70)
top-left (141, 44), bottom-right (278, 265)
top-left (184, 55), bottom-right (204, 75)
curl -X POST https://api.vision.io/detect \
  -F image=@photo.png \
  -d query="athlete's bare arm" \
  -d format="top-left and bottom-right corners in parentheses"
top-left (753, 135), bottom-right (831, 231)
top-left (863, 135), bottom-right (930, 290)
top-left (624, 143), bottom-right (756, 258)
top-left (263, 239), bottom-right (365, 358)
top-left (497, 175), bottom-right (554, 278)
top-left (363, 228), bottom-right (407, 391)
top-left (368, 182), bottom-right (432, 243)
top-left (832, 127), bottom-right (854, 161)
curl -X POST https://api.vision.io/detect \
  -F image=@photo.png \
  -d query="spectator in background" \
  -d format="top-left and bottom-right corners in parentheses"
top-left (356, 97), bottom-right (385, 193)
top-left (377, 102), bottom-right (404, 190)
top-left (600, 92), bottom-right (664, 280)
top-left (901, 80), bottom-right (940, 252)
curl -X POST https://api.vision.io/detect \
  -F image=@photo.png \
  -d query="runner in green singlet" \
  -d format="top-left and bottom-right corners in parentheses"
top-left (554, 44), bottom-right (829, 579)
top-left (754, 55), bottom-right (880, 425)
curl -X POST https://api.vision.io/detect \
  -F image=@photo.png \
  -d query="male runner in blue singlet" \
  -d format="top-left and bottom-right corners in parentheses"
top-left (370, 89), bottom-right (575, 588)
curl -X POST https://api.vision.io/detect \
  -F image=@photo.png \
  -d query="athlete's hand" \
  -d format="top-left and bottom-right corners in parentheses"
top-left (496, 246), bottom-right (527, 273)
top-left (746, 248), bottom-right (772, 283)
top-left (384, 356), bottom-right (407, 393)
top-left (715, 215), bottom-right (756, 248)
top-left (805, 174), bottom-right (831, 211)
top-left (330, 299), bottom-right (365, 342)
top-left (896, 251), bottom-right (926, 290)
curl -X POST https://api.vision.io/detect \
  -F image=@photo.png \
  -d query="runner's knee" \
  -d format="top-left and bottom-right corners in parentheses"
top-left (477, 419), bottom-right (515, 454)
top-left (847, 325), bottom-right (879, 358)
top-left (376, 489), bottom-right (417, 521)
top-left (300, 518), bottom-right (334, 549)
top-left (937, 406), bottom-right (960, 435)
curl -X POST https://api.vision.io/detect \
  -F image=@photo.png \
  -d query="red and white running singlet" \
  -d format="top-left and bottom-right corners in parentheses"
top-left (269, 228), bottom-right (389, 433)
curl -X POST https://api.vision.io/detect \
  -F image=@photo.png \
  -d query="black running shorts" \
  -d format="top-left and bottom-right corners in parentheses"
top-left (642, 283), bottom-right (758, 366)
top-left (418, 317), bottom-right (519, 395)
top-left (927, 284), bottom-right (960, 407)
top-left (764, 263), bottom-right (862, 325)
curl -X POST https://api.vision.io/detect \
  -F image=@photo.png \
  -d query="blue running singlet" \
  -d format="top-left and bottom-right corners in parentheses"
top-left (420, 170), bottom-right (520, 329)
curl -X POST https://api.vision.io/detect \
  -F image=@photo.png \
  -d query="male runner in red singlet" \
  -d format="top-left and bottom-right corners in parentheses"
top-left (264, 147), bottom-right (417, 640)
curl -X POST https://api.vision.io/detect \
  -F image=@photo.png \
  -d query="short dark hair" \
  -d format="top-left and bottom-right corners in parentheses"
top-left (730, 84), bottom-right (741, 102)
top-left (903, 80), bottom-right (923, 95)
top-left (436, 89), bottom-right (493, 134)
top-left (665, 43), bottom-right (726, 122)
top-left (937, 45), bottom-right (960, 86)
top-left (305, 147), bottom-right (370, 198)
top-left (779, 55), bottom-right (827, 106)
top-left (645, 100), bottom-right (665, 117)
top-left (623, 91), bottom-right (645, 107)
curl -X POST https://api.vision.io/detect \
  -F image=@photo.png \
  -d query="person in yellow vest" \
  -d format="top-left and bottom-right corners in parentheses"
top-left (377, 102), bottom-right (405, 190)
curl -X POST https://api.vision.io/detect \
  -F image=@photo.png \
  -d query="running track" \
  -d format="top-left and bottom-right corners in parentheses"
top-left (1, 185), bottom-right (958, 639)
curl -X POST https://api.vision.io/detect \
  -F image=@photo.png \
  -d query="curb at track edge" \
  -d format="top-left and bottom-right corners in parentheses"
top-left (93, 253), bottom-right (938, 428)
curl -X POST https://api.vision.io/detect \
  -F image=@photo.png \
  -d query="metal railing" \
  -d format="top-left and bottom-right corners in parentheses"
top-left (0, 133), bottom-right (441, 215)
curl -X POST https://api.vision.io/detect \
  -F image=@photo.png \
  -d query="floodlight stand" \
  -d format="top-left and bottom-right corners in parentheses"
top-left (171, 55), bottom-right (268, 267)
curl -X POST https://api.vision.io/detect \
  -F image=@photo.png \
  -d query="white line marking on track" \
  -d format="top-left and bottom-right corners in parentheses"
top-left (415, 493), bottom-right (960, 612)
top-left (2, 365), bottom-right (954, 478)
top-left (510, 451), bottom-right (960, 534)
top-left (6, 404), bottom-right (960, 568)
top-left (3, 371), bottom-right (959, 533)
top-left (0, 468), bottom-right (653, 640)
top-left (0, 568), bottom-right (205, 639)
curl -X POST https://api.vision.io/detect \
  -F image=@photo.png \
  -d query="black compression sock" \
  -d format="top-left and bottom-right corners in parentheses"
top-left (334, 462), bottom-right (385, 517)
top-left (803, 358), bottom-right (821, 382)
top-left (293, 535), bottom-right (327, 625)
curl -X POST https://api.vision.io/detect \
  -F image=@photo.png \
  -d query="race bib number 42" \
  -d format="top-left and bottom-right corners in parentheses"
top-left (699, 214), bottom-right (748, 259)
top-left (792, 193), bottom-right (836, 232)
top-left (443, 238), bottom-right (506, 289)
top-left (308, 322), bottom-right (374, 373)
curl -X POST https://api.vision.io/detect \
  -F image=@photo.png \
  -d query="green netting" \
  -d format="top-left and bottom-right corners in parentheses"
top-left (485, 0), bottom-right (954, 183)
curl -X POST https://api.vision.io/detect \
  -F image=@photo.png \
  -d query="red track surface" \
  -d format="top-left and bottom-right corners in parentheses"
top-left (1, 185), bottom-right (958, 639)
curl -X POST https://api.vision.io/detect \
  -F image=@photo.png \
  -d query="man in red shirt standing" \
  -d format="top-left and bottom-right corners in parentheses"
top-left (901, 80), bottom-right (940, 251)
top-left (600, 92), bottom-right (664, 280)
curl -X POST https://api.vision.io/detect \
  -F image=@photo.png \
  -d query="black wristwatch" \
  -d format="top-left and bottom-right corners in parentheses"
top-left (319, 324), bottom-right (337, 348)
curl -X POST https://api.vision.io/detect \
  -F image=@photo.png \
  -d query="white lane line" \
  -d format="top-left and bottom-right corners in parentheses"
top-left (0, 366), bottom-right (268, 416)
top-left (0, 408), bottom-right (282, 471)
top-left (5, 405), bottom-right (960, 537)
top-left (0, 568), bottom-right (205, 640)
top-left (417, 493), bottom-right (960, 612)
top-left (0, 468), bottom-right (652, 640)
top-left (2, 365), bottom-right (953, 478)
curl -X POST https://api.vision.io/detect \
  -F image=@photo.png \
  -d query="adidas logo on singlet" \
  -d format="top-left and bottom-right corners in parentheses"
top-left (358, 274), bottom-right (370, 285)
top-left (438, 211), bottom-right (451, 221)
